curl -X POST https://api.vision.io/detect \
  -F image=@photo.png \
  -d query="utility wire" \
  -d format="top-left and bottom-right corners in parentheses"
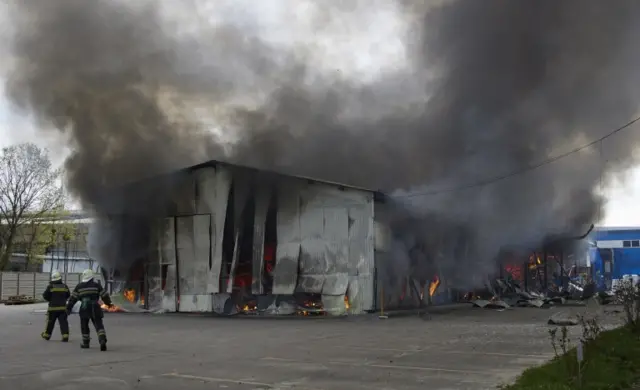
top-left (56, 114), bottom-right (640, 210)
top-left (396, 114), bottom-right (640, 199)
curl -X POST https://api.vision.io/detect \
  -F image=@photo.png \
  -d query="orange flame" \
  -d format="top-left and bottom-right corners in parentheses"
top-left (344, 295), bottom-right (350, 310)
top-left (100, 302), bottom-right (124, 312)
top-left (124, 289), bottom-right (135, 303)
top-left (100, 288), bottom-right (140, 313)
top-left (240, 302), bottom-right (257, 313)
top-left (429, 276), bottom-right (441, 297)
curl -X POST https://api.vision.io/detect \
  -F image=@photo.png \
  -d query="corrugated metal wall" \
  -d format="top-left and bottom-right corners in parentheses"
top-left (272, 181), bottom-right (375, 313)
top-left (273, 181), bottom-right (302, 294)
top-left (153, 164), bottom-right (376, 314)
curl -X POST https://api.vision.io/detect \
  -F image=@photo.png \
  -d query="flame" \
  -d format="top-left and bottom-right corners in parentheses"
top-left (429, 276), bottom-right (441, 297)
top-left (344, 295), bottom-right (350, 310)
top-left (124, 289), bottom-right (135, 303)
top-left (240, 302), bottom-right (257, 313)
top-left (100, 302), bottom-right (124, 312)
top-left (297, 298), bottom-right (325, 316)
top-left (99, 288), bottom-right (140, 313)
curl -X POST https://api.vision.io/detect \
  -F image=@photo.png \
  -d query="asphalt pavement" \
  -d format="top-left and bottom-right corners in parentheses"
top-left (0, 302), bottom-right (621, 390)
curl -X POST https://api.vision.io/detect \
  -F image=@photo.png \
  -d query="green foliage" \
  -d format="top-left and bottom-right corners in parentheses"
top-left (18, 208), bottom-right (78, 265)
top-left (614, 279), bottom-right (640, 332)
top-left (503, 325), bottom-right (640, 390)
top-left (0, 143), bottom-right (65, 269)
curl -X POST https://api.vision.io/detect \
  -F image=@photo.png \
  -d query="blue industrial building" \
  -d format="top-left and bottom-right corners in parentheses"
top-left (589, 227), bottom-right (640, 290)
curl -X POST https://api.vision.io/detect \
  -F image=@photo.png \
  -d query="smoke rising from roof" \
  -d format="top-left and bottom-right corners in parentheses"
top-left (4, 0), bottom-right (640, 286)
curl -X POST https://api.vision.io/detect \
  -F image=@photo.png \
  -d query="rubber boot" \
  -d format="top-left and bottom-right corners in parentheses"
top-left (99, 335), bottom-right (107, 351)
top-left (81, 334), bottom-right (90, 349)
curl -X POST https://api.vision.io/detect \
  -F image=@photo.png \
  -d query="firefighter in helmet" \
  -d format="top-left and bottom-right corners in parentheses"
top-left (66, 269), bottom-right (114, 351)
top-left (41, 270), bottom-right (71, 342)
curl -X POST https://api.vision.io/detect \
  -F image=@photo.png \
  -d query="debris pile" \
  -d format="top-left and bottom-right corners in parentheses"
top-left (3, 295), bottom-right (36, 305)
top-left (469, 276), bottom-right (598, 310)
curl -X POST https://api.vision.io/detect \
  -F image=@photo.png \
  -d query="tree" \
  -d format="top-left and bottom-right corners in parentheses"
top-left (0, 143), bottom-right (65, 270)
top-left (17, 211), bottom-right (78, 268)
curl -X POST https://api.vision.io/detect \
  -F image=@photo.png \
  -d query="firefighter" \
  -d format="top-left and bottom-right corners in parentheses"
top-left (41, 270), bottom-right (71, 342)
top-left (66, 269), bottom-right (113, 351)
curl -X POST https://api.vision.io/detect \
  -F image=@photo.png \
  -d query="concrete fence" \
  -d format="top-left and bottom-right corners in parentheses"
top-left (0, 272), bottom-right (103, 302)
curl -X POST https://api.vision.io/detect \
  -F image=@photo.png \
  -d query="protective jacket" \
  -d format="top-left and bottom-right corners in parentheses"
top-left (66, 279), bottom-right (112, 319)
top-left (43, 280), bottom-right (70, 312)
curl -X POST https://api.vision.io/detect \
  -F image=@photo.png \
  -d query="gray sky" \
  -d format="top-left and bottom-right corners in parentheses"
top-left (0, 0), bottom-right (638, 226)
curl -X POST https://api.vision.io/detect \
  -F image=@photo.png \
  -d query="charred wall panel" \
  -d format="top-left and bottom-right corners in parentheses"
top-left (251, 187), bottom-right (271, 295)
top-left (174, 174), bottom-right (196, 215)
top-left (347, 207), bottom-right (368, 313)
top-left (273, 181), bottom-right (301, 294)
top-left (322, 201), bottom-right (349, 296)
top-left (193, 214), bottom-right (212, 310)
top-left (298, 190), bottom-right (327, 293)
top-left (207, 167), bottom-right (231, 294)
top-left (226, 173), bottom-right (252, 293)
top-left (159, 217), bottom-right (177, 312)
top-left (176, 216), bottom-right (194, 312)
top-left (176, 215), bottom-right (212, 312)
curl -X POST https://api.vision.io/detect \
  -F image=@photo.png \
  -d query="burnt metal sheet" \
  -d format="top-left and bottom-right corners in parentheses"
top-left (195, 167), bottom-right (217, 214)
top-left (176, 215), bottom-right (212, 312)
top-left (322, 294), bottom-right (348, 316)
top-left (321, 205), bottom-right (349, 296)
top-left (226, 174), bottom-right (252, 293)
top-left (159, 217), bottom-right (177, 312)
top-left (163, 264), bottom-right (177, 312)
top-left (176, 216), bottom-right (195, 311)
top-left (193, 214), bottom-right (211, 308)
top-left (298, 192), bottom-right (327, 294)
top-left (347, 197), bottom-right (375, 312)
top-left (273, 181), bottom-right (301, 295)
top-left (472, 299), bottom-right (491, 308)
top-left (208, 167), bottom-right (231, 294)
top-left (174, 173), bottom-right (196, 215)
top-left (251, 186), bottom-right (271, 295)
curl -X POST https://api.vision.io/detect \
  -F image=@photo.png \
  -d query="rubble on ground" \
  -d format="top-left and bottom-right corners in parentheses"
top-left (469, 276), bottom-right (598, 311)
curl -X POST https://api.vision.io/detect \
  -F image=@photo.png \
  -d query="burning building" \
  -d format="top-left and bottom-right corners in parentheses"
top-left (96, 159), bottom-right (439, 316)
top-left (6, 0), bottom-right (640, 317)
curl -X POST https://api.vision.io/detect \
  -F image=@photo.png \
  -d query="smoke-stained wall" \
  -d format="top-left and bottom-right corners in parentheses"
top-left (147, 163), bottom-right (376, 314)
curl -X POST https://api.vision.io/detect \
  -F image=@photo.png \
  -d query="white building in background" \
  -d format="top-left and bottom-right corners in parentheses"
top-left (5, 214), bottom-right (96, 274)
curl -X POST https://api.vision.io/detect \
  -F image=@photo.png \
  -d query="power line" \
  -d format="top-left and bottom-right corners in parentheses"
top-left (396, 114), bottom-right (640, 199)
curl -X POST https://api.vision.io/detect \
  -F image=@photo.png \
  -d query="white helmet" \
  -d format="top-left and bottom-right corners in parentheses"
top-left (81, 269), bottom-right (94, 283)
top-left (51, 270), bottom-right (62, 282)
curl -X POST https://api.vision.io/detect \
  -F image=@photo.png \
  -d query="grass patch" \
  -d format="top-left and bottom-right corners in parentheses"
top-left (503, 326), bottom-right (640, 390)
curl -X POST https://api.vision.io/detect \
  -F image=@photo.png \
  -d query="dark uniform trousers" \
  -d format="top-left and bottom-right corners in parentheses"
top-left (67, 280), bottom-right (112, 348)
top-left (41, 283), bottom-right (71, 341)
top-left (43, 309), bottom-right (69, 340)
top-left (80, 313), bottom-right (107, 345)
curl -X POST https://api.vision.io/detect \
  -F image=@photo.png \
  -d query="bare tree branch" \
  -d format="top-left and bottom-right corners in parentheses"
top-left (0, 143), bottom-right (65, 269)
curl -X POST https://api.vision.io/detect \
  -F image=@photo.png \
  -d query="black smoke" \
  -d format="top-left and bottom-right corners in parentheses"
top-left (4, 0), bottom-right (640, 287)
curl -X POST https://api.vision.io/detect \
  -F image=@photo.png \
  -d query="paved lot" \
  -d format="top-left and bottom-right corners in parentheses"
top-left (0, 302), bottom-right (623, 390)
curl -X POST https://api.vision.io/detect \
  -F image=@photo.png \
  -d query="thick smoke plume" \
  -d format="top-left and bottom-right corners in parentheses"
top-left (4, 0), bottom-right (640, 287)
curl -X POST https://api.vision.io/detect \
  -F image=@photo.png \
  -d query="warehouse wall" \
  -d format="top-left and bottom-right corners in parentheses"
top-left (153, 164), bottom-right (376, 314)
top-left (273, 179), bottom-right (375, 313)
